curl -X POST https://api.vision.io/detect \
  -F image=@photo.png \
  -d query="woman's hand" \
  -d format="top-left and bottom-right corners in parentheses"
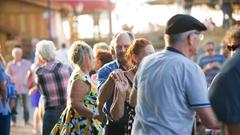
top-left (94, 113), bottom-right (106, 123)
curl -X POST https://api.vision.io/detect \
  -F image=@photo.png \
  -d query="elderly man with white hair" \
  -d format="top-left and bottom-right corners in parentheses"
top-left (6, 47), bottom-right (31, 126)
top-left (34, 40), bottom-right (71, 135)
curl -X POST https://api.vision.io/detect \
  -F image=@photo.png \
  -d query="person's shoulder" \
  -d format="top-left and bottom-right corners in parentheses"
top-left (35, 66), bottom-right (43, 75)
top-left (22, 59), bottom-right (32, 67)
top-left (179, 57), bottom-right (201, 71)
top-left (98, 60), bottom-right (117, 79)
top-left (103, 60), bottom-right (117, 67)
top-left (198, 54), bottom-right (207, 60)
top-left (22, 59), bottom-right (31, 64)
top-left (99, 60), bottom-right (117, 72)
top-left (72, 71), bottom-right (85, 81)
top-left (7, 60), bottom-right (14, 66)
top-left (214, 54), bottom-right (225, 59)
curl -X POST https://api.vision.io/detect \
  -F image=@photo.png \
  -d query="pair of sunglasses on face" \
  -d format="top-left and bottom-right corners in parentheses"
top-left (227, 45), bottom-right (240, 51)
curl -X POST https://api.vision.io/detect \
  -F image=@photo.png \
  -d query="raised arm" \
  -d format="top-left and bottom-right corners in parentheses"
top-left (97, 75), bottom-right (115, 117)
top-left (110, 86), bottom-right (126, 121)
top-left (110, 71), bottom-right (130, 120)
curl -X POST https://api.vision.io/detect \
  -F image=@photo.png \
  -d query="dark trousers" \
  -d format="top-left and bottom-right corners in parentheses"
top-left (0, 114), bottom-right (11, 135)
top-left (12, 94), bottom-right (29, 123)
top-left (105, 121), bottom-right (126, 135)
top-left (42, 105), bottom-right (65, 135)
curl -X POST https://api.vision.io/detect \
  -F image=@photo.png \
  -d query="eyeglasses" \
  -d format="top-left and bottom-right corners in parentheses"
top-left (227, 45), bottom-right (240, 51)
top-left (193, 32), bottom-right (204, 41)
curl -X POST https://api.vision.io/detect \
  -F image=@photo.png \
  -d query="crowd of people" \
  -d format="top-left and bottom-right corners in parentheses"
top-left (0, 14), bottom-right (240, 135)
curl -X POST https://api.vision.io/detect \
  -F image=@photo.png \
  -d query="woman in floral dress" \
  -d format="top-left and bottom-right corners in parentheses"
top-left (51, 40), bottom-right (104, 135)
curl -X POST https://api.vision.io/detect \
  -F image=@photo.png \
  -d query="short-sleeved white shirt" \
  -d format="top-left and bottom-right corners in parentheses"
top-left (132, 49), bottom-right (210, 135)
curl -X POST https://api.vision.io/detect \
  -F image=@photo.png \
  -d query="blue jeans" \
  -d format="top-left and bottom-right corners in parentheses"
top-left (42, 105), bottom-right (65, 135)
top-left (0, 114), bottom-right (11, 135)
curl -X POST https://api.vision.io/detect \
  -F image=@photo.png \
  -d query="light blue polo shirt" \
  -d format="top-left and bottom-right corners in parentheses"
top-left (132, 49), bottom-right (210, 135)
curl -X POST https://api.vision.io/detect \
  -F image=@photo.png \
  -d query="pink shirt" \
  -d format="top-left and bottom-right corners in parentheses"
top-left (6, 59), bottom-right (31, 94)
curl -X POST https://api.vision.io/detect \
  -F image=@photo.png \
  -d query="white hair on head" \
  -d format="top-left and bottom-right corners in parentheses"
top-left (12, 47), bottom-right (23, 56)
top-left (31, 38), bottom-right (39, 45)
top-left (35, 40), bottom-right (56, 62)
top-left (93, 42), bottom-right (109, 57)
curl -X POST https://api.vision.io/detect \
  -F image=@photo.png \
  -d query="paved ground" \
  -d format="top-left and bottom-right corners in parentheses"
top-left (10, 96), bottom-right (41, 135)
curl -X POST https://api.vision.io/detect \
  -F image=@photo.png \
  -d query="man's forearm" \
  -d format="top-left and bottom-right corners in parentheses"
top-left (97, 76), bottom-right (114, 105)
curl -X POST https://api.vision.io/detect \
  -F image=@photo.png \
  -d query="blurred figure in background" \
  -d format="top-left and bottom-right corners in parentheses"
top-left (55, 43), bottom-right (71, 68)
top-left (93, 42), bottom-right (110, 58)
top-left (91, 50), bottom-right (113, 82)
top-left (31, 38), bottom-right (39, 63)
top-left (6, 47), bottom-right (31, 126)
top-left (210, 25), bottom-right (240, 135)
top-left (220, 42), bottom-right (231, 60)
top-left (198, 42), bottom-right (224, 86)
top-left (90, 42), bottom-right (111, 77)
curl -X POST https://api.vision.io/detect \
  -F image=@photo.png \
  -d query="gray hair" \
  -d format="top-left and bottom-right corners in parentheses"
top-left (35, 40), bottom-right (56, 62)
top-left (93, 42), bottom-right (109, 57)
top-left (164, 30), bottom-right (193, 46)
top-left (68, 40), bottom-right (93, 66)
top-left (12, 47), bottom-right (23, 57)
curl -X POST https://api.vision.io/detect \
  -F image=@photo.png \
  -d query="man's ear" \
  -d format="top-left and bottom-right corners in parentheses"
top-left (187, 33), bottom-right (194, 47)
top-left (111, 46), bottom-right (116, 58)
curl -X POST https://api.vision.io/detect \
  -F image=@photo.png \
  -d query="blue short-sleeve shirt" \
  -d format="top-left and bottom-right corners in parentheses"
top-left (132, 49), bottom-right (210, 135)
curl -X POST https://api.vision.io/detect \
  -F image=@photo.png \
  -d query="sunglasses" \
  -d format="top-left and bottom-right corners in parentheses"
top-left (227, 45), bottom-right (240, 51)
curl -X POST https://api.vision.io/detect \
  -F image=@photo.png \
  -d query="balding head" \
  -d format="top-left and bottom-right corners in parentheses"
top-left (110, 31), bottom-right (134, 65)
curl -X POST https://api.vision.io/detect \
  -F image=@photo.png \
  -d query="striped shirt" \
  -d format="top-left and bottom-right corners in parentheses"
top-left (36, 61), bottom-right (70, 108)
top-left (198, 54), bottom-right (224, 85)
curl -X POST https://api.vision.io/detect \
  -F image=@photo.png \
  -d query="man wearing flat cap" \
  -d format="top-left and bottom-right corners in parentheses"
top-left (131, 14), bottom-right (219, 135)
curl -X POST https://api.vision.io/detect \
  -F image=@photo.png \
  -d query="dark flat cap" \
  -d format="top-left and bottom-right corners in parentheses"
top-left (165, 14), bottom-right (207, 35)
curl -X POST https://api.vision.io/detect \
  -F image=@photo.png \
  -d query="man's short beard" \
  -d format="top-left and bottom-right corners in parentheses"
top-left (117, 58), bottom-right (127, 66)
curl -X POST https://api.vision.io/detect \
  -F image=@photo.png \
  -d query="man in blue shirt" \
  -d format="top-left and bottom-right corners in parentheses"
top-left (198, 41), bottom-right (224, 86)
top-left (97, 31), bottom-right (134, 135)
top-left (0, 63), bottom-right (16, 135)
top-left (131, 14), bottom-right (219, 135)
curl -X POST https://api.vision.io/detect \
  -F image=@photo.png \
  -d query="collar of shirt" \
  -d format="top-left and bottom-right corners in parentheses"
top-left (41, 61), bottom-right (58, 71)
top-left (115, 60), bottom-right (128, 71)
top-left (13, 60), bottom-right (22, 66)
top-left (166, 47), bottom-right (185, 56)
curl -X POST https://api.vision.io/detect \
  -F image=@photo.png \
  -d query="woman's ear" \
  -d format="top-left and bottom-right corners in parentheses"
top-left (132, 54), bottom-right (138, 65)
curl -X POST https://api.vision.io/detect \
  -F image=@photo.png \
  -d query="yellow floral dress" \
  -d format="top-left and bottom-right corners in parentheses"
top-left (50, 70), bottom-right (102, 135)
